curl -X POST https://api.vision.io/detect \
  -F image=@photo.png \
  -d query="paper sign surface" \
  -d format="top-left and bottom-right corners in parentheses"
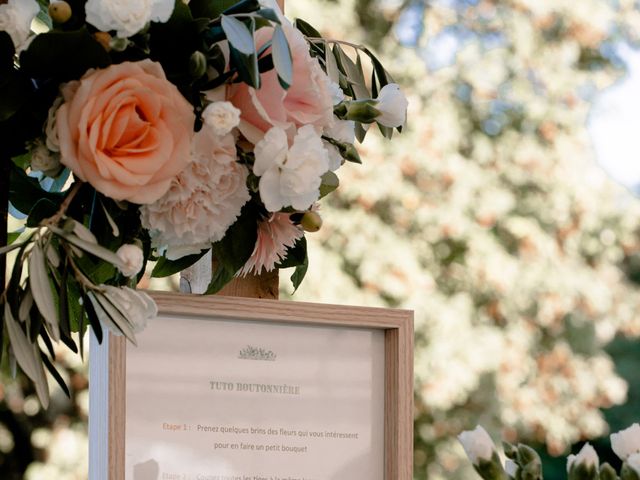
top-left (125, 314), bottom-right (385, 480)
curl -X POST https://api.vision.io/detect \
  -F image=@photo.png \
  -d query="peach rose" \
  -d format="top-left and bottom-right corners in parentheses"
top-left (56, 60), bottom-right (195, 204)
top-left (227, 21), bottom-right (334, 144)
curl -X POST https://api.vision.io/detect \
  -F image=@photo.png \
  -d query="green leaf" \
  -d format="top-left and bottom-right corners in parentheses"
top-left (277, 237), bottom-right (307, 269)
top-left (40, 351), bottom-right (70, 398)
top-left (4, 303), bottom-right (50, 408)
top-left (204, 263), bottom-right (235, 295)
top-left (295, 18), bottom-right (323, 42)
top-left (325, 45), bottom-right (340, 83)
top-left (319, 170), bottom-right (340, 198)
top-left (211, 203), bottom-right (258, 273)
top-left (221, 15), bottom-right (255, 55)
top-left (272, 24), bottom-right (293, 89)
top-left (0, 240), bottom-right (29, 256)
top-left (599, 463), bottom-right (618, 480)
top-left (9, 162), bottom-right (64, 216)
top-left (230, 44), bottom-right (260, 88)
top-left (223, 0), bottom-right (261, 15)
top-left (82, 291), bottom-right (103, 344)
top-left (29, 243), bottom-right (60, 342)
top-left (20, 28), bottom-right (111, 81)
top-left (152, 250), bottom-right (209, 278)
top-left (334, 46), bottom-right (369, 99)
top-left (290, 256), bottom-right (309, 293)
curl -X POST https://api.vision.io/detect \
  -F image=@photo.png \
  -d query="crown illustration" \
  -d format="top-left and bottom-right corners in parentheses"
top-left (238, 345), bottom-right (277, 361)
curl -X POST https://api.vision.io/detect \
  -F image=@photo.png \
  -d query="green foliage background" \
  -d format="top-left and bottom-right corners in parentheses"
top-left (3, 0), bottom-right (640, 479)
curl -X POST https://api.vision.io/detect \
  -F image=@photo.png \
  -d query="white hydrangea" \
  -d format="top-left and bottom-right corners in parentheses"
top-left (140, 129), bottom-right (250, 260)
top-left (202, 101), bottom-right (241, 137)
top-left (254, 125), bottom-right (329, 211)
top-left (85, 0), bottom-right (175, 38)
top-left (0, 0), bottom-right (39, 50)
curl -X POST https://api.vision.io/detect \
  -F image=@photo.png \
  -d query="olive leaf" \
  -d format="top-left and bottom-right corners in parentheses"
top-left (4, 304), bottom-right (50, 408)
top-left (28, 243), bottom-right (60, 342)
top-left (49, 225), bottom-right (125, 269)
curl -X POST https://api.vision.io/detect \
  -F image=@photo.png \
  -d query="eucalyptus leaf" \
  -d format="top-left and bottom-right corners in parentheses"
top-left (256, 8), bottom-right (280, 24)
top-left (272, 24), bottom-right (293, 89)
top-left (19, 288), bottom-right (33, 323)
top-left (221, 15), bottom-right (255, 55)
top-left (28, 243), bottom-right (60, 342)
top-left (4, 304), bottom-right (50, 408)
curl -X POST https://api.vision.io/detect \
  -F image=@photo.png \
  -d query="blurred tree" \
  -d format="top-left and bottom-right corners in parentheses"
top-left (287, 0), bottom-right (640, 478)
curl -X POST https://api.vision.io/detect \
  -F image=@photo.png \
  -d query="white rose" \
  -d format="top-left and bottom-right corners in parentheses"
top-left (611, 424), bottom-right (640, 460)
top-left (566, 443), bottom-right (599, 473)
top-left (323, 118), bottom-right (355, 171)
top-left (116, 244), bottom-right (144, 278)
top-left (85, 0), bottom-right (175, 38)
top-left (202, 101), bottom-right (241, 137)
top-left (0, 0), bottom-right (39, 50)
top-left (375, 83), bottom-right (408, 128)
top-left (30, 143), bottom-right (61, 177)
top-left (254, 125), bottom-right (329, 212)
top-left (457, 426), bottom-right (495, 466)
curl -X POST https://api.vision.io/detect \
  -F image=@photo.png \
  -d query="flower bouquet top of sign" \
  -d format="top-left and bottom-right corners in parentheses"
top-left (0, 0), bottom-right (407, 406)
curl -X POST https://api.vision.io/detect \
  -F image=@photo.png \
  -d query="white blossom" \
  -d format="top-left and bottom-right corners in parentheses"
top-left (202, 101), bottom-right (241, 137)
top-left (375, 83), bottom-right (408, 128)
top-left (566, 443), bottom-right (599, 473)
top-left (85, 0), bottom-right (175, 38)
top-left (116, 244), bottom-right (144, 278)
top-left (323, 118), bottom-right (355, 171)
top-left (628, 453), bottom-right (640, 476)
top-left (254, 125), bottom-right (329, 211)
top-left (457, 426), bottom-right (495, 466)
top-left (0, 0), bottom-right (39, 50)
top-left (611, 424), bottom-right (640, 460)
top-left (140, 129), bottom-right (250, 260)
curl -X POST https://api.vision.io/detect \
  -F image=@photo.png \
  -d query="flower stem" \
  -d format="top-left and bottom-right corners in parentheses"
top-left (305, 37), bottom-right (365, 51)
top-left (43, 180), bottom-right (84, 227)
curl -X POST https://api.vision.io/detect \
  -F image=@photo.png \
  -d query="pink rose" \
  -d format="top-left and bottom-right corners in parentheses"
top-left (56, 60), bottom-right (195, 204)
top-left (227, 21), bottom-right (334, 144)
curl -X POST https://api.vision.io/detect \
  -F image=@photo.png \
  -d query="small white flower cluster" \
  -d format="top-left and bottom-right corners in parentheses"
top-left (0, 0), bottom-right (39, 50)
top-left (85, 0), bottom-right (175, 38)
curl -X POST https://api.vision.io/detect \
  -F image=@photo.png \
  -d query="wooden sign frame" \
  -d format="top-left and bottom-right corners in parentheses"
top-left (89, 292), bottom-right (413, 480)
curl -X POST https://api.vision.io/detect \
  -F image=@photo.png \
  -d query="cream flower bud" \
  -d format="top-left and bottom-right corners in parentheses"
top-left (30, 143), bottom-right (62, 177)
top-left (567, 443), bottom-right (599, 473)
top-left (202, 101), bottom-right (241, 137)
top-left (611, 424), bottom-right (640, 460)
top-left (457, 426), bottom-right (495, 466)
top-left (116, 244), bottom-right (144, 278)
top-left (375, 83), bottom-right (408, 128)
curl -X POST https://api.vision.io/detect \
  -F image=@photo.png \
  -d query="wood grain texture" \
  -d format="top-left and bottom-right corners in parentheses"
top-left (216, 268), bottom-right (279, 299)
top-left (108, 335), bottom-right (126, 480)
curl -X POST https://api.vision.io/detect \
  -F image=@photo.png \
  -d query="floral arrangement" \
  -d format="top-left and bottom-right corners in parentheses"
top-left (0, 0), bottom-right (406, 405)
top-left (459, 424), bottom-right (640, 480)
